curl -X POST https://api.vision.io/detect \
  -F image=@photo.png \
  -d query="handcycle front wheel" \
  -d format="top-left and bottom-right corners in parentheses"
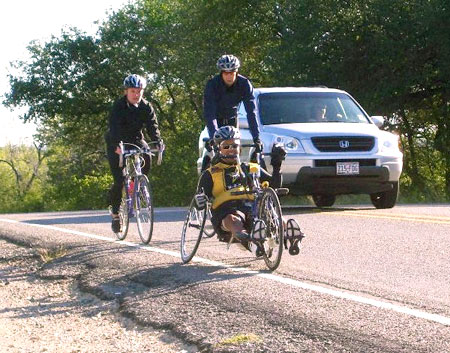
top-left (135, 175), bottom-right (154, 244)
top-left (115, 185), bottom-right (130, 241)
top-left (202, 205), bottom-right (216, 238)
top-left (180, 199), bottom-right (207, 263)
top-left (258, 187), bottom-right (284, 271)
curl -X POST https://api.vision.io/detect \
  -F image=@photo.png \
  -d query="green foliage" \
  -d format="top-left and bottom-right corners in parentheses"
top-left (0, 144), bottom-right (47, 213)
top-left (2, 0), bottom-right (449, 212)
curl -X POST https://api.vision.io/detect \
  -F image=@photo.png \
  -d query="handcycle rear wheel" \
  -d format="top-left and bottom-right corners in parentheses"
top-left (180, 199), bottom-right (206, 263)
top-left (135, 175), bottom-right (154, 244)
top-left (115, 185), bottom-right (130, 240)
top-left (258, 187), bottom-right (284, 271)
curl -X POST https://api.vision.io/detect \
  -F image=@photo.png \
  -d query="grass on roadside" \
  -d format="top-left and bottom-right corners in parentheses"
top-left (38, 246), bottom-right (68, 263)
top-left (216, 333), bottom-right (262, 347)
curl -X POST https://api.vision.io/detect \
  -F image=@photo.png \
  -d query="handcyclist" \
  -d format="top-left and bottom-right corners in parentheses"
top-left (202, 54), bottom-right (262, 170)
top-left (105, 74), bottom-right (164, 233)
top-left (195, 126), bottom-right (303, 256)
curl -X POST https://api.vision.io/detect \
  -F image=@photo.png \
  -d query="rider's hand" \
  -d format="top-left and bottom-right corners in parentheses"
top-left (205, 139), bottom-right (214, 152)
top-left (253, 137), bottom-right (263, 153)
top-left (270, 143), bottom-right (287, 168)
top-left (194, 193), bottom-right (208, 210)
top-left (156, 139), bottom-right (165, 152)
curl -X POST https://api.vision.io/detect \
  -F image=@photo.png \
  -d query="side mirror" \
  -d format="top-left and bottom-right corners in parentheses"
top-left (370, 116), bottom-right (384, 128)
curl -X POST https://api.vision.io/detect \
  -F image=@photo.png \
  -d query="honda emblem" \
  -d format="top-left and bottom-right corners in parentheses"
top-left (339, 140), bottom-right (350, 148)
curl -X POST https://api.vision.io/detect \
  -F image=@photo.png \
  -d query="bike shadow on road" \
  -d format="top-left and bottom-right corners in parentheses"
top-left (21, 209), bottom-right (188, 226)
top-left (95, 261), bottom-right (262, 301)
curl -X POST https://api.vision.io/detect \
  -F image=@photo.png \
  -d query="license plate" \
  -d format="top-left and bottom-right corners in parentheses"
top-left (336, 161), bottom-right (359, 175)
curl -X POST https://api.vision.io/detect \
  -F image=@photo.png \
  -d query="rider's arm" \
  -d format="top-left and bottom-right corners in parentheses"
top-left (143, 101), bottom-right (161, 142)
top-left (108, 98), bottom-right (125, 148)
top-left (241, 78), bottom-right (259, 140)
top-left (203, 79), bottom-right (219, 139)
top-left (197, 170), bottom-right (213, 199)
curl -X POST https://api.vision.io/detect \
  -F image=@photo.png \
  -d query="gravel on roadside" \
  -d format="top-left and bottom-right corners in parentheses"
top-left (0, 239), bottom-right (199, 353)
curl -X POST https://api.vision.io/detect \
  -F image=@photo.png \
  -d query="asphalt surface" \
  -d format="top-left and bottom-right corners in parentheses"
top-left (0, 204), bottom-right (449, 353)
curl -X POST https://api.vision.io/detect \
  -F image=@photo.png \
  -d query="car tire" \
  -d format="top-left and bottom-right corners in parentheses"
top-left (370, 182), bottom-right (399, 209)
top-left (312, 194), bottom-right (336, 208)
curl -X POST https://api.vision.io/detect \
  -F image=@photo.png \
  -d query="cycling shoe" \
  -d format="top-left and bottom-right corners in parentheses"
top-left (111, 217), bottom-right (121, 233)
top-left (285, 219), bottom-right (304, 255)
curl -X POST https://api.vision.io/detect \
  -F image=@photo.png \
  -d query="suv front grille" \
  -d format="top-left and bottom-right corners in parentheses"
top-left (311, 136), bottom-right (375, 152)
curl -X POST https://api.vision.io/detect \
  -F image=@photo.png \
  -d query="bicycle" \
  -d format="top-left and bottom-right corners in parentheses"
top-left (113, 141), bottom-right (163, 244)
top-left (181, 144), bottom-right (286, 271)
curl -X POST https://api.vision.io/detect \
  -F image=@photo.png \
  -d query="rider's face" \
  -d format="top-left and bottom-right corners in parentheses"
top-left (221, 71), bottom-right (238, 87)
top-left (126, 87), bottom-right (144, 106)
top-left (220, 139), bottom-right (240, 164)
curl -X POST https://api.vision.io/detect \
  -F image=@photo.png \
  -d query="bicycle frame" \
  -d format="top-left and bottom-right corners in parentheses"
top-left (119, 142), bottom-right (160, 216)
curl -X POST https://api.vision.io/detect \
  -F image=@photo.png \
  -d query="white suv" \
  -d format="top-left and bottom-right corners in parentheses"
top-left (198, 87), bottom-right (403, 208)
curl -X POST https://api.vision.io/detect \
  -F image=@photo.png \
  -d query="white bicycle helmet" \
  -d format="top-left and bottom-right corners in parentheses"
top-left (213, 126), bottom-right (241, 145)
top-left (216, 54), bottom-right (240, 72)
top-left (123, 74), bottom-right (147, 89)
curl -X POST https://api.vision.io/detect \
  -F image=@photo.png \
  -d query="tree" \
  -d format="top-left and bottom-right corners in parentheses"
top-left (0, 143), bottom-right (47, 212)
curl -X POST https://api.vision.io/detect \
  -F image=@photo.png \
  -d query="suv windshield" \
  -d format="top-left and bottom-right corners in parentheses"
top-left (258, 92), bottom-right (370, 125)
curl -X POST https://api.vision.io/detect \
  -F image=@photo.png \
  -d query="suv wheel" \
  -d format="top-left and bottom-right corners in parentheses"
top-left (312, 194), bottom-right (336, 208)
top-left (370, 182), bottom-right (399, 209)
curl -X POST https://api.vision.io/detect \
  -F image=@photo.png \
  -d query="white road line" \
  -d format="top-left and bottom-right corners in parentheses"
top-left (1, 217), bottom-right (449, 326)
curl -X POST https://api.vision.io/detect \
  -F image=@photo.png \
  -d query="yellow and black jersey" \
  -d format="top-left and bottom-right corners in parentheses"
top-left (197, 161), bottom-right (271, 210)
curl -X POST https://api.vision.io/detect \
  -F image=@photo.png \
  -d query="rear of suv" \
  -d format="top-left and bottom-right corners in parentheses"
top-left (198, 87), bottom-right (403, 208)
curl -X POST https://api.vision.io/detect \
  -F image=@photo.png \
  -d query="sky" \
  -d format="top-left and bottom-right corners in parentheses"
top-left (0, 0), bottom-right (128, 146)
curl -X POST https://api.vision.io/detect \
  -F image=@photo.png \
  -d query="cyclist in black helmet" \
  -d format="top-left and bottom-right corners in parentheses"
top-left (202, 55), bottom-right (262, 170)
top-left (105, 74), bottom-right (164, 233)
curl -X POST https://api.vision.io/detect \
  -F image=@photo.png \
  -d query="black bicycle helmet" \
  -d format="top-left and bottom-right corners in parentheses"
top-left (216, 54), bottom-right (240, 72)
top-left (123, 74), bottom-right (147, 89)
top-left (213, 126), bottom-right (241, 145)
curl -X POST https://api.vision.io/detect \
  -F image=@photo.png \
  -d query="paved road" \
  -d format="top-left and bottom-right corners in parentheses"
top-left (1, 204), bottom-right (449, 352)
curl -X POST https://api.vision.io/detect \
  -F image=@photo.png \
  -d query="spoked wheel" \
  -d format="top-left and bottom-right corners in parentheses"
top-left (258, 187), bottom-right (284, 271)
top-left (181, 199), bottom-right (206, 263)
top-left (115, 185), bottom-right (130, 240)
top-left (135, 176), bottom-right (154, 244)
top-left (202, 204), bottom-right (216, 238)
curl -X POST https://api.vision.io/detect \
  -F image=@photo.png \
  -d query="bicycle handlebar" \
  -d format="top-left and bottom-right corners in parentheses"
top-left (119, 141), bottom-right (164, 167)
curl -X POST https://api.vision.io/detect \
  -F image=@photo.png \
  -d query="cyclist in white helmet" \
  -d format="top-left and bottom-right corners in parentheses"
top-left (105, 74), bottom-right (164, 233)
top-left (195, 126), bottom-right (304, 257)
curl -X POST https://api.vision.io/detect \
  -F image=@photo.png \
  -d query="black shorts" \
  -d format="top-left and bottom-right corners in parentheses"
top-left (211, 200), bottom-right (253, 239)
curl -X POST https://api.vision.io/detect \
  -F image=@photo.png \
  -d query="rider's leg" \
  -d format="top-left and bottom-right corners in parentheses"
top-left (107, 145), bottom-right (124, 232)
top-left (222, 213), bottom-right (249, 239)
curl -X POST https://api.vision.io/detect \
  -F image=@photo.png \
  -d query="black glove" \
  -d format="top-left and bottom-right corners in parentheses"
top-left (270, 143), bottom-right (287, 168)
top-left (194, 193), bottom-right (208, 210)
top-left (253, 138), bottom-right (263, 153)
top-left (205, 139), bottom-right (214, 152)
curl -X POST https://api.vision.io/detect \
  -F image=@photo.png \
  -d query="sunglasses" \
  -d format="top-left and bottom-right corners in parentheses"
top-left (221, 143), bottom-right (240, 150)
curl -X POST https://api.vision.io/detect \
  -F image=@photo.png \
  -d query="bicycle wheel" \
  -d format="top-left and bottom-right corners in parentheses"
top-left (258, 187), bottom-right (284, 271)
top-left (202, 204), bottom-right (216, 238)
top-left (135, 175), bottom-right (154, 244)
top-left (180, 199), bottom-right (206, 263)
top-left (115, 185), bottom-right (130, 240)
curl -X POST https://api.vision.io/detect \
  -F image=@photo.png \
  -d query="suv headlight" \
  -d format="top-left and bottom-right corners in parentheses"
top-left (380, 134), bottom-right (400, 152)
top-left (274, 136), bottom-right (305, 152)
